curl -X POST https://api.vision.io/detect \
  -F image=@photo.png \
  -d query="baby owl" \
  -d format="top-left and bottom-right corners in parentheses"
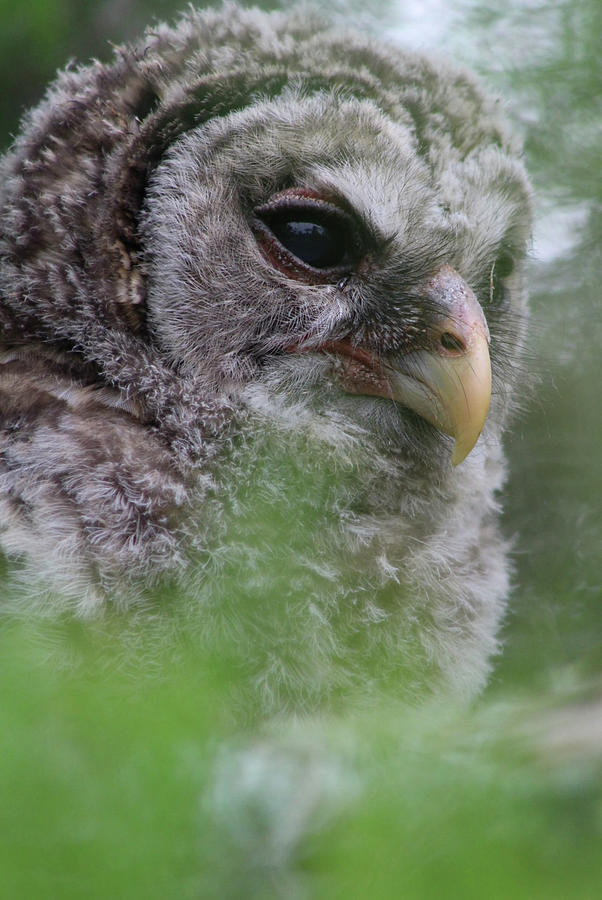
top-left (0, 5), bottom-right (532, 707)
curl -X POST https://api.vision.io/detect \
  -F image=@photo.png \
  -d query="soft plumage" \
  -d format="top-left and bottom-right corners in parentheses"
top-left (0, 4), bottom-right (532, 708)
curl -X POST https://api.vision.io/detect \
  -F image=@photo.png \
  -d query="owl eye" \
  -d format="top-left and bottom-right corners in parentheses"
top-left (253, 191), bottom-right (360, 279)
top-left (268, 215), bottom-right (349, 269)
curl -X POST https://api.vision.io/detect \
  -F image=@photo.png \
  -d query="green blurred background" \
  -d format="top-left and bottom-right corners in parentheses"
top-left (0, 1), bottom-right (600, 897)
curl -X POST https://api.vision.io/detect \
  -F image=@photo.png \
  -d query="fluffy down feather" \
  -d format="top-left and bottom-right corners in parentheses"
top-left (0, 4), bottom-right (532, 708)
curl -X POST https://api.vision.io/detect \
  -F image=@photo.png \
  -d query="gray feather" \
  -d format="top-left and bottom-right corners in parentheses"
top-left (0, 4), bottom-right (532, 708)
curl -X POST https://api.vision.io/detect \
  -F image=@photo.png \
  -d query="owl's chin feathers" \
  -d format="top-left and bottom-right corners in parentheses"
top-left (237, 352), bottom-right (456, 471)
top-left (180, 395), bottom-right (509, 710)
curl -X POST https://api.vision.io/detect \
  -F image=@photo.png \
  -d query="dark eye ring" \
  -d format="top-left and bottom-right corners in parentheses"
top-left (253, 191), bottom-right (361, 280)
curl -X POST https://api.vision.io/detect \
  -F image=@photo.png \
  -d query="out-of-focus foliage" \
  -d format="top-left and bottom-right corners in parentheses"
top-left (1, 619), bottom-right (601, 899)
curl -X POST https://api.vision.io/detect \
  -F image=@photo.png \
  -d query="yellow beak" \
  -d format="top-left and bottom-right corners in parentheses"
top-left (387, 265), bottom-right (492, 465)
top-left (308, 266), bottom-right (492, 464)
top-left (387, 328), bottom-right (491, 465)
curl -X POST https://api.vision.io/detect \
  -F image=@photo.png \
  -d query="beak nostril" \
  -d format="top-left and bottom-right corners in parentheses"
top-left (440, 331), bottom-right (466, 353)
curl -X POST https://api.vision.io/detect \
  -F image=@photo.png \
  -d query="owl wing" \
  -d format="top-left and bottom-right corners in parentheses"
top-left (0, 352), bottom-right (191, 610)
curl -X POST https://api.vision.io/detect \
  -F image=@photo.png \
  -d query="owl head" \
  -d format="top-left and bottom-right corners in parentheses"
top-left (0, 5), bottom-right (531, 471)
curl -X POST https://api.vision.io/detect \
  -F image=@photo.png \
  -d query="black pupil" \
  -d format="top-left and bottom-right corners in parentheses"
top-left (270, 218), bottom-right (346, 269)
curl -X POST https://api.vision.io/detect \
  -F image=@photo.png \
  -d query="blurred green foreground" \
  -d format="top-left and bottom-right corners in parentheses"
top-left (1, 618), bottom-right (601, 900)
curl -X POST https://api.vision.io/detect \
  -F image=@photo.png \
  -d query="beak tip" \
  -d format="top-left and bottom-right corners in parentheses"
top-left (451, 445), bottom-right (467, 467)
top-left (450, 419), bottom-right (488, 466)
